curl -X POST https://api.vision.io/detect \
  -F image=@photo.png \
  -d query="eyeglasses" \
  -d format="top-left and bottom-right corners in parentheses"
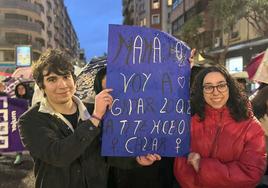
top-left (203, 82), bottom-right (228, 94)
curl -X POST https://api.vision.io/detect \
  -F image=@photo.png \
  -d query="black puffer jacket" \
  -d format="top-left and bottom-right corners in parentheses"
top-left (18, 104), bottom-right (108, 188)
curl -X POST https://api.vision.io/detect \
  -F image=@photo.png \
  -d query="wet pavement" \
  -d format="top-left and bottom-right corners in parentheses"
top-left (0, 153), bottom-right (34, 188)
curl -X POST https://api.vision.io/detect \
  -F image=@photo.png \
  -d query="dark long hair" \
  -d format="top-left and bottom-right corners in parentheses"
top-left (251, 86), bottom-right (268, 119)
top-left (191, 65), bottom-right (250, 122)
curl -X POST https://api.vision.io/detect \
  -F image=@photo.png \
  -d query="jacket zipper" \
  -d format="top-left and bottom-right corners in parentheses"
top-left (209, 111), bottom-right (223, 157)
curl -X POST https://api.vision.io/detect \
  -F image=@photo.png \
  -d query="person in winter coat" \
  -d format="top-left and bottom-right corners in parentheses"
top-left (15, 82), bottom-right (32, 102)
top-left (13, 82), bottom-right (32, 165)
top-left (174, 65), bottom-right (266, 188)
top-left (89, 67), bottom-right (177, 188)
top-left (251, 85), bottom-right (268, 187)
top-left (18, 49), bottom-right (160, 188)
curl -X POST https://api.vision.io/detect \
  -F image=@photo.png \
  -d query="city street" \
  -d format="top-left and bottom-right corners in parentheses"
top-left (0, 0), bottom-right (267, 187)
top-left (0, 153), bottom-right (34, 188)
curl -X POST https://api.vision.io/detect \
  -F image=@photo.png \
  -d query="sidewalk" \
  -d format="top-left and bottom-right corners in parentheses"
top-left (0, 153), bottom-right (34, 188)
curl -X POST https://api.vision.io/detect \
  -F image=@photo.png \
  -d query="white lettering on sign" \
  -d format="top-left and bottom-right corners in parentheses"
top-left (11, 111), bottom-right (17, 132)
top-left (0, 97), bottom-right (8, 149)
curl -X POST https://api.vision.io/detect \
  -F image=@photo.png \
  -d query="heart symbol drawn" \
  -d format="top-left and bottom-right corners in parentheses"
top-left (178, 77), bottom-right (185, 88)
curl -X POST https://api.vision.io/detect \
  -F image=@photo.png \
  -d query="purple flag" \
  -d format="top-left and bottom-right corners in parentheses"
top-left (0, 97), bottom-right (28, 152)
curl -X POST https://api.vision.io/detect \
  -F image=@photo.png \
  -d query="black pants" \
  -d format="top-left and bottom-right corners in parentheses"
top-left (108, 157), bottom-right (180, 188)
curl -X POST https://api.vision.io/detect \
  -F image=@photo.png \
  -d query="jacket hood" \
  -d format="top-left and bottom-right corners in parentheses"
top-left (15, 82), bottom-right (29, 99)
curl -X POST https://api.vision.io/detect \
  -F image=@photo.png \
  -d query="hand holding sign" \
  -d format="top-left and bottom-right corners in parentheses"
top-left (187, 152), bottom-right (200, 172)
top-left (136, 154), bottom-right (161, 166)
top-left (93, 88), bottom-right (113, 119)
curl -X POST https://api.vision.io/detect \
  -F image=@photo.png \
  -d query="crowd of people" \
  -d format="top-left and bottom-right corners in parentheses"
top-left (0, 79), bottom-right (33, 165)
top-left (0, 48), bottom-right (267, 188)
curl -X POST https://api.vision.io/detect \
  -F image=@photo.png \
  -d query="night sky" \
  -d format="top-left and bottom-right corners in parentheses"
top-left (64, 1), bottom-right (123, 61)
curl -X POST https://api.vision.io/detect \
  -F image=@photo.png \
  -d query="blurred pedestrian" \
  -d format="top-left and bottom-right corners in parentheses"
top-left (251, 86), bottom-right (268, 187)
top-left (250, 82), bottom-right (268, 100)
top-left (174, 65), bottom-right (266, 188)
top-left (18, 49), bottom-right (160, 188)
top-left (0, 82), bottom-right (7, 96)
top-left (13, 82), bottom-right (32, 165)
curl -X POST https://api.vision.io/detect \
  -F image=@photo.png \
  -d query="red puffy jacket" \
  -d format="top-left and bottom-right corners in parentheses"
top-left (174, 105), bottom-right (266, 188)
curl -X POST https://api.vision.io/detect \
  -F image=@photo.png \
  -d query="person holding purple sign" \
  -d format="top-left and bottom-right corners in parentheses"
top-left (174, 64), bottom-right (266, 188)
top-left (18, 49), bottom-right (160, 188)
top-left (88, 66), bottom-right (178, 188)
top-left (13, 82), bottom-right (32, 165)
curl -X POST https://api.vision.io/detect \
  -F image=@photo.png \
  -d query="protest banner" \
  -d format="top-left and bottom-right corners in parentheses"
top-left (0, 97), bottom-right (28, 152)
top-left (102, 25), bottom-right (191, 157)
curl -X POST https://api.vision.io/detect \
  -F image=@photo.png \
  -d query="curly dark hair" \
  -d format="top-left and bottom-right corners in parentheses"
top-left (251, 86), bottom-right (268, 119)
top-left (32, 48), bottom-right (75, 89)
top-left (191, 65), bottom-right (250, 122)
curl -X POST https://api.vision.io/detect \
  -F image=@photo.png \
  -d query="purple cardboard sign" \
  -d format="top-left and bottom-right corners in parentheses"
top-left (101, 25), bottom-right (191, 157)
top-left (0, 97), bottom-right (28, 152)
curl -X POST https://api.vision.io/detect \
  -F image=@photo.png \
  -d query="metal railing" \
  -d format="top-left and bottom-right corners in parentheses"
top-left (0, 19), bottom-right (42, 33)
top-left (0, 39), bottom-right (43, 52)
top-left (0, 0), bottom-right (41, 15)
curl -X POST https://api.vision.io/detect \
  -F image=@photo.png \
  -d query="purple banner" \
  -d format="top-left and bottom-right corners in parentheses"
top-left (101, 25), bottom-right (191, 157)
top-left (0, 97), bottom-right (28, 152)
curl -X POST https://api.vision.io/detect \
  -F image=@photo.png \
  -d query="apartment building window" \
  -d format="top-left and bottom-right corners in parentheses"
top-left (3, 50), bottom-right (14, 61)
top-left (5, 33), bottom-right (29, 44)
top-left (167, 0), bottom-right (172, 6)
top-left (47, 30), bottom-right (52, 38)
top-left (231, 31), bottom-right (239, 39)
top-left (185, 7), bottom-right (197, 21)
top-left (47, 1), bottom-right (52, 10)
top-left (173, 0), bottom-right (182, 9)
top-left (47, 15), bottom-right (52, 24)
top-left (152, 0), bottom-right (160, 9)
top-left (5, 13), bottom-right (28, 21)
top-left (230, 25), bottom-right (240, 40)
top-left (172, 16), bottom-right (184, 34)
top-left (35, 37), bottom-right (45, 47)
top-left (139, 3), bottom-right (145, 14)
top-left (35, 20), bottom-right (45, 30)
top-left (151, 14), bottom-right (160, 24)
top-left (35, 2), bottom-right (44, 13)
top-left (140, 18), bottom-right (147, 26)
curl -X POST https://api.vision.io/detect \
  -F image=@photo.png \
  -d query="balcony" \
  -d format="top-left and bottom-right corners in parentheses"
top-left (32, 42), bottom-right (43, 52)
top-left (0, 0), bottom-right (41, 15)
top-left (54, 20), bottom-right (60, 30)
top-left (0, 19), bottom-right (42, 33)
top-left (54, 33), bottom-right (60, 41)
top-left (0, 39), bottom-right (13, 48)
top-left (46, 9), bottom-right (51, 16)
top-left (0, 39), bottom-right (31, 48)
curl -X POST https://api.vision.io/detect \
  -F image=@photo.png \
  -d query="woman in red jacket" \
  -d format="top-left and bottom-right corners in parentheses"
top-left (174, 65), bottom-right (266, 188)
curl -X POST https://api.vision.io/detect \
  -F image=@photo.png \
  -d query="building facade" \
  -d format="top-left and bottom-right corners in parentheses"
top-left (123, 0), bottom-right (173, 33)
top-left (0, 0), bottom-right (79, 67)
top-left (169, 0), bottom-right (268, 71)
